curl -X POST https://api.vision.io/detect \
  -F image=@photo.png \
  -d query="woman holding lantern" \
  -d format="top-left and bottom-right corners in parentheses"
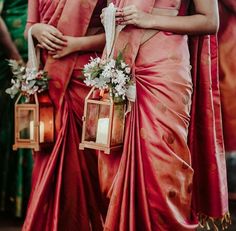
top-left (23, 0), bottom-right (107, 230)
top-left (98, 0), bottom-right (230, 230)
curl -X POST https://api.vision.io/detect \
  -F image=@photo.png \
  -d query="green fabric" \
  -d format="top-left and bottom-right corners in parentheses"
top-left (0, 0), bottom-right (33, 217)
top-left (1, 0), bottom-right (28, 60)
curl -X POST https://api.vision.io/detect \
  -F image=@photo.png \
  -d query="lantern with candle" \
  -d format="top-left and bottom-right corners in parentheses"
top-left (5, 27), bottom-right (54, 151)
top-left (80, 4), bottom-right (136, 154)
top-left (5, 59), bottom-right (53, 151)
top-left (79, 51), bottom-right (135, 154)
top-left (13, 92), bottom-right (54, 151)
top-left (79, 87), bottom-right (126, 154)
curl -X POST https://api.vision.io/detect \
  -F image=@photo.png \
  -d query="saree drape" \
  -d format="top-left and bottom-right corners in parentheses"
top-left (218, 0), bottom-right (236, 200)
top-left (0, 0), bottom-right (33, 217)
top-left (218, 0), bottom-right (236, 152)
top-left (23, 0), bottom-right (106, 230)
top-left (98, 0), bottom-right (229, 230)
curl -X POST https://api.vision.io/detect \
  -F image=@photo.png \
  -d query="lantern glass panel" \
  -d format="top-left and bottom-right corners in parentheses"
top-left (17, 109), bottom-right (35, 140)
top-left (111, 103), bottom-right (125, 145)
top-left (85, 102), bottom-right (111, 145)
top-left (39, 106), bottom-right (54, 143)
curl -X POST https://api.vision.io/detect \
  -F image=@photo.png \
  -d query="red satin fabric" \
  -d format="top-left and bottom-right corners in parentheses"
top-left (23, 0), bottom-right (106, 230)
top-left (218, 0), bottom-right (236, 151)
top-left (99, 0), bottom-right (228, 230)
top-left (188, 35), bottom-right (228, 218)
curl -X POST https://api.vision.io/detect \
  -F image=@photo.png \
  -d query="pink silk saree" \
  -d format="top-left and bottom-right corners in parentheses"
top-left (23, 0), bottom-right (106, 230)
top-left (218, 0), bottom-right (236, 151)
top-left (98, 0), bottom-right (229, 230)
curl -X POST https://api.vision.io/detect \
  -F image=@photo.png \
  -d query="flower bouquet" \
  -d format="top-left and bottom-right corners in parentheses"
top-left (5, 60), bottom-right (49, 102)
top-left (83, 52), bottom-right (132, 102)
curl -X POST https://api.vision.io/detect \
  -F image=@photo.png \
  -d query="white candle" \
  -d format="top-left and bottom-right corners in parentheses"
top-left (29, 120), bottom-right (44, 142)
top-left (29, 120), bottom-right (34, 140)
top-left (96, 118), bottom-right (110, 144)
top-left (39, 121), bottom-right (45, 143)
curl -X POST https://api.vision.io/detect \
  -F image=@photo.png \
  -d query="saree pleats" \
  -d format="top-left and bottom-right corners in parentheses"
top-left (100, 32), bottom-right (198, 230)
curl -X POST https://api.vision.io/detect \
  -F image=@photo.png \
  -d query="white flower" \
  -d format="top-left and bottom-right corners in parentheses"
top-left (125, 67), bottom-right (131, 74)
top-left (108, 59), bottom-right (116, 68)
top-left (121, 61), bottom-right (126, 69)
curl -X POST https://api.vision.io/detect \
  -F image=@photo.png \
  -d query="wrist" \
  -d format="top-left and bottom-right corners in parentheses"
top-left (73, 36), bottom-right (85, 52)
top-left (30, 23), bottom-right (41, 39)
top-left (148, 14), bottom-right (158, 29)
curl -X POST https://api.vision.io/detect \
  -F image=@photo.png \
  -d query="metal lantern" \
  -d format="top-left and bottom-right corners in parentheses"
top-left (13, 92), bottom-right (54, 151)
top-left (79, 87), bottom-right (126, 154)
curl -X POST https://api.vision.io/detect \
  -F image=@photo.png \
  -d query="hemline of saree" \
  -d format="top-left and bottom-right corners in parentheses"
top-left (198, 212), bottom-right (231, 230)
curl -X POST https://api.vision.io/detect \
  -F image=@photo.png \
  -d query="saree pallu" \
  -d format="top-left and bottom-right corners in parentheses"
top-left (218, 0), bottom-right (236, 199)
top-left (218, 0), bottom-right (236, 152)
top-left (99, 0), bottom-right (229, 230)
top-left (23, 0), bottom-right (106, 230)
top-left (0, 0), bottom-right (33, 217)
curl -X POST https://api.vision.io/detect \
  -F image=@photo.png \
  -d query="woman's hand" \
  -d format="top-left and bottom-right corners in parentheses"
top-left (31, 23), bottom-right (67, 51)
top-left (116, 5), bottom-right (153, 28)
top-left (49, 36), bottom-right (79, 58)
top-left (100, 7), bottom-right (123, 25)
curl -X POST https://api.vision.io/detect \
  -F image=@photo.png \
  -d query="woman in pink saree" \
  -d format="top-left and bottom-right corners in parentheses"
top-left (23, 0), bottom-right (106, 230)
top-left (99, 0), bottom-right (230, 230)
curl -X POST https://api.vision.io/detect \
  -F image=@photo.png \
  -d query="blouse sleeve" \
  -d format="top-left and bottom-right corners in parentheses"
top-left (25, 0), bottom-right (39, 34)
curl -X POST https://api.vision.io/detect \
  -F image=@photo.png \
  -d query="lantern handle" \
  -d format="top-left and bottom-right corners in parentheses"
top-left (15, 93), bottom-right (22, 105)
top-left (34, 93), bottom-right (39, 105)
top-left (27, 27), bottom-right (40, 71)
top-left (103, 3), bottom-right (125, 58)
top-left (85, 87), bottom-right (96, 101)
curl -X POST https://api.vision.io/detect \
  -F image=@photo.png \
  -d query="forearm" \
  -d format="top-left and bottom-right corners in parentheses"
top-left (76, 33), bottom-right (106, 52)
top-left (50, 33), bottom-right (106, 58)
top-left (0, 18), bottom-right (21, 60)
top-left (149, 13), bottom-right (219, 35)
top-left (119, 0), bottom-right (219, 35)
top-left (25, 0), bottom-right (39, 38)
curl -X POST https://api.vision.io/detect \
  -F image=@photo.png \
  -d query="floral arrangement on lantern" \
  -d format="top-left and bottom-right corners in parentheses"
top-left (83, 52), bottom-right (132, 101)
top-left (5, 60), bottom-right (49, 101)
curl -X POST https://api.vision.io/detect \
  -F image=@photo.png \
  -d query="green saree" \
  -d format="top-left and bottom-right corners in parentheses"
top-left (0, 0), bottom-right (33, 217)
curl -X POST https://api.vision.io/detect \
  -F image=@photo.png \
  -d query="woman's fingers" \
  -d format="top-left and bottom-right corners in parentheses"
top-left (115, 6), bottom-right (137, 24)
top-left (122, 5), bottom-right (137, 15)
top-left (47, 33), bottom-right (67, 46)
top-left (52, 54), bottom-right (61, 59)
top-left (40, 30), bottom-right (67, 51)
top-left (31, 23), bottom-right (68, 52)
top-left (116, 13), bottom-right (136, 25)
top-left (42, 37), bottom-right (64, 50)
top-left (48, 50), bottom-right (56, 55)
top-left (40, 41), bottom-right (56, 51)
top-left (50, 30), bottom-right (67, 43)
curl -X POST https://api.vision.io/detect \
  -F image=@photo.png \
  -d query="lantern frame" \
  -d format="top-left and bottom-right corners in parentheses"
top-left (13, 92), bottom-right (54, 151)
top-left (79, 87), bottom-right (126, 154)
